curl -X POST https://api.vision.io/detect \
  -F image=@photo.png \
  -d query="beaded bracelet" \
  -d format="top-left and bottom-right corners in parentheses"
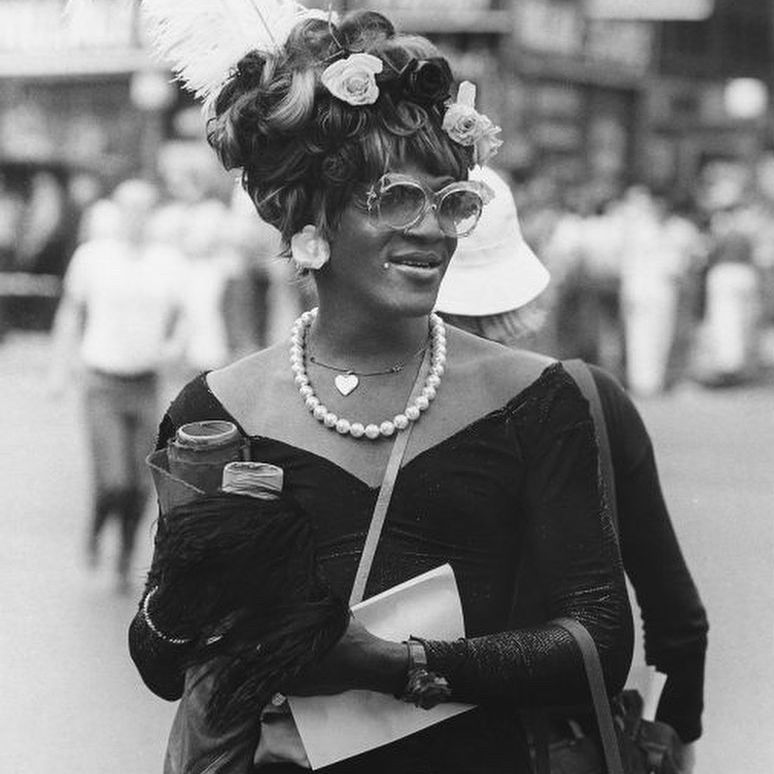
top-left (142, 586), bottom-right (193, 646)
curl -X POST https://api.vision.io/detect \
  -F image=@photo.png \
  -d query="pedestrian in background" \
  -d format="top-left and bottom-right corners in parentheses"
top-left (49, 178), bottom-right (186, 591)
top-left (177, 198), bottom-right (240, 378)
top-left (698, 216), bottom-right (761, 386)
top-left (436, 165), bottom-right (708, 774)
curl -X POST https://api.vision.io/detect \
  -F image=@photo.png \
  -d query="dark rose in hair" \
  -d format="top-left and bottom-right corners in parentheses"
top-left (401, 58), bottom-right (452, 105)
top-left (235, 52), bottom-right (265, 88)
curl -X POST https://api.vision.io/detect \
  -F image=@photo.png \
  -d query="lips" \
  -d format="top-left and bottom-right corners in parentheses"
top-left (389, 252), bottom-right (443, 269)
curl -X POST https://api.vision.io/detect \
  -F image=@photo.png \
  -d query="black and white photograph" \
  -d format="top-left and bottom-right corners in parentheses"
top-left (1, 1), bottom-right (771, 773)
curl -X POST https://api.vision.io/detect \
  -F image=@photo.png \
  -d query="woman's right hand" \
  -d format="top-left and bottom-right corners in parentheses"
top-left (284, 614), bottom-right (408, 697)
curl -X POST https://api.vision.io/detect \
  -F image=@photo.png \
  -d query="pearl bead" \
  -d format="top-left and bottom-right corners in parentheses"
top-left (336, 418), bottom-right (351, 434)
top-left (394, 414), bottom-right (409, 430)
top-left (324, 412), bottom-right (338, 428)
top-left (415, 395), bottom-right (429, 411)
top-left (305, 395), bottom-right (320, 410)
top-left (432, 363), bottom-right (445, 377)
top-left (380, 421), bottom-right (395, 436)
top-left (313, 405), bottom-right (327, 421)
top-left (349, 422), bottom-right (365, 438)
top-left (295, 373), bottom-right (309, 387)
top-left (422, 385), bottom-right (436, 400)
top-left (405, 405), bottom-right (420, 421)
top-left (427, 374), bottom-right (441, 388)
top-left (365, 424), bottom-right (380, 439)
top-left (299, 385), bottom-right (314, 399)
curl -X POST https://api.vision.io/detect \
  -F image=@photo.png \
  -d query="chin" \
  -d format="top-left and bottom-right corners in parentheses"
top-left (386, 292), bottom-right (440, 320)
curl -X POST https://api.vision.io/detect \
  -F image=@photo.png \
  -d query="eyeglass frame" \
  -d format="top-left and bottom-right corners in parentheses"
top-left (364, 173), bottom-right (495, 238)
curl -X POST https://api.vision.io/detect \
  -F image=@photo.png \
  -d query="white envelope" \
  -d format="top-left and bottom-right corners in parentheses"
top-left (287, 564), bottom-right (475, 770)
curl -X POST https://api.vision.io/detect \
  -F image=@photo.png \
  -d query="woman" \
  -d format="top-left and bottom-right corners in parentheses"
top-left (437, 166), bottom-right (708, 773)
top-left (130, 9), bottom-right (632, 772)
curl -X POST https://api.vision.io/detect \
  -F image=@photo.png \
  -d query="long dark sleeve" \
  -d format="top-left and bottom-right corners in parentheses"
top-left (591, 365), bottom-right (709, 743)
top-left (128, 374), bottom-right (235, 702)
top-left (420, 367), bottom-right (633, 708)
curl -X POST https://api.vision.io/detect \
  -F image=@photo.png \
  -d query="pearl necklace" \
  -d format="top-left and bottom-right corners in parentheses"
top-left (290, 308), bottom-right (447, 440)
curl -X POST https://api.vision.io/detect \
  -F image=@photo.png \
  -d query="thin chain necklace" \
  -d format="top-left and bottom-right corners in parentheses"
top-left (290, 308), bottom-right (447, 440)
top-left (308, 340), bottom-right (428, 396)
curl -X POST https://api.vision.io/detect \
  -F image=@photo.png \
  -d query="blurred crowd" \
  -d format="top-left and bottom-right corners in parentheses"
top-left (514, 155), bottom-right (774, 397)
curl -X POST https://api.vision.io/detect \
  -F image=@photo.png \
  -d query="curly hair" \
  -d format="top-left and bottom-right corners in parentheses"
top-left (207, 10), bottom-right (473, 250)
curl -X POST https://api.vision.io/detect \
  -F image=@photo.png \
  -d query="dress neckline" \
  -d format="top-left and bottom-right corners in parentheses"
top-left (193, 361), bottom-right (566, 491)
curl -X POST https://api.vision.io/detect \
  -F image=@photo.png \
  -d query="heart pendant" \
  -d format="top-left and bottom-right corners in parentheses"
top-left (334, 373), bottom-right (359, 397)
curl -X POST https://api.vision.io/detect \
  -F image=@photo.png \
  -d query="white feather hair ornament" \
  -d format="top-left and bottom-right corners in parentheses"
top-left (140, 0), bottom-right (335, 107)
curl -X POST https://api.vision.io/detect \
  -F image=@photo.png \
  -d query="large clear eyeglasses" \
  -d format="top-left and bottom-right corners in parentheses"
top-left (366, 173), bottom-right (494, 238)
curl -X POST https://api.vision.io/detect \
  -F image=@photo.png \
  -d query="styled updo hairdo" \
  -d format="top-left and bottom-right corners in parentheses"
top-left (207, 10), bottom-right (473, 251)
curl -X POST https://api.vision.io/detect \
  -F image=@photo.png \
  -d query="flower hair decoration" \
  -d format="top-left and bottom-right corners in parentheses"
top-left (290, 225), bottom-right (330, 271)
top-left (321, 53), bottom-right (383, 106)
top-left (442, 81), bottom-right (503, 166)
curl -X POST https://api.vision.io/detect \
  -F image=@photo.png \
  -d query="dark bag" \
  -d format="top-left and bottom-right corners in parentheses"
top-left (541, 690), bottom-right (682, 774)
top-left (530, 361), bottom-right (685, 774)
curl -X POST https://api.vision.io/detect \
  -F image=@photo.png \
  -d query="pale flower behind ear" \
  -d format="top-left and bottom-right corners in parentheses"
top-left (290, 225), bottom-right (330, 270)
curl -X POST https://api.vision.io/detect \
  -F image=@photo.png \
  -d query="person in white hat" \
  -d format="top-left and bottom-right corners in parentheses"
top-left (436, 165), bottom-right (706, 774)
top-left (435, 164), bottom-right (550, 346)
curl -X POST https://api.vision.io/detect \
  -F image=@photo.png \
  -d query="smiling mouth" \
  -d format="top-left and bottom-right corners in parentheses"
top-left (389, 253), bottom-right (442, 269)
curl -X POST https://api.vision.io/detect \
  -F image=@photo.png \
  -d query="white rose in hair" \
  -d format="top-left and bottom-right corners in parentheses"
top-left (442, 104), bottom-right (483, 147)
top-left (291, 225), bottom-right (330, 270)
top-left (442, 80), bottom-right (502, 163)
top-left (322, 53), bottom-right (383, 106)
top-left (473, 117), bottom-right (503, 165)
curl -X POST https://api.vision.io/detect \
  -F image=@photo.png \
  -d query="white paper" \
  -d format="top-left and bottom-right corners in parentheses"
top-left (287, 564), bottom-right (474, 770)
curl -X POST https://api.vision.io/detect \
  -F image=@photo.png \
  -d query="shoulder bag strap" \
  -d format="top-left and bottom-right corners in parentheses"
top-left (554, 617), bottom-right (625, 774)
top-left (348, 347), bottom-right (430, 607)
top-left (562, 358), bottom-right (618, 533)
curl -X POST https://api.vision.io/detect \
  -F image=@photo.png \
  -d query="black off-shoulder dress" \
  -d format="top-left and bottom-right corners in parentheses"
top-left (129, 362), bottom-right (633, 774)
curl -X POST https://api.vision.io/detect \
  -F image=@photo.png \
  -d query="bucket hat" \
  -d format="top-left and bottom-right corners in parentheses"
top-left (435, 165), bottom-right (550, 315)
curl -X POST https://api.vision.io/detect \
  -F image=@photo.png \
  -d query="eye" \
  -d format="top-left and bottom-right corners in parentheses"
top-left (439, 189), bottom-right (482, 235)
top-left (378, 183), bottom-right (427, 229)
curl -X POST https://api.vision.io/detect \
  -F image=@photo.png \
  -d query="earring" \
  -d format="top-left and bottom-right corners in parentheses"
top-left (383, 262), bottom-right (390, 269)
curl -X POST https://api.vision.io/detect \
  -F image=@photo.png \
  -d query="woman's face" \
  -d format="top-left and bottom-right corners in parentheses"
top-left (320, 162), bottom-right (459, 319)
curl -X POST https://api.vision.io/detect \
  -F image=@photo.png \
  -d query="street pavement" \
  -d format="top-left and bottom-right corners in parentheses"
top-left (1, 332), bottom-right (772, 774)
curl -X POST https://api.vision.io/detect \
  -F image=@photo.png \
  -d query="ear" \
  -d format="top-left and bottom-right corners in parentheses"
top-left (290, 225), bottom-right (330, 270)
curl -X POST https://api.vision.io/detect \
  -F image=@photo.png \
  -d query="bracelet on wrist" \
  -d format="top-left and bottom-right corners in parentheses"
top-left (397, 637), bottom-right (451, 709)
top-left (142, 586), bottom-right (193, 646)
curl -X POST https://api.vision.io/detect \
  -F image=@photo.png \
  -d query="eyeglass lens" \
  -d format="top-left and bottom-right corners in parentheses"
top-left (377, 183), bottom-right (483, 237)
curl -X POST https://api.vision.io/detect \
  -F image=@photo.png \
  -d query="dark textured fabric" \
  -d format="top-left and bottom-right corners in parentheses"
top-left (129, 362), bottom-right (632, 773)
top-left (588, 365), bottom-right (708, 743)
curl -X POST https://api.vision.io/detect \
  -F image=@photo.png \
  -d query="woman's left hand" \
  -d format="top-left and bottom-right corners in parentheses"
top-left (284, 615), bottom-right (408, 697)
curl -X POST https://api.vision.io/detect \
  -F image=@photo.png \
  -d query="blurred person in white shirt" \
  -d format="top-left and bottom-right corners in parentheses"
top-left (697, 213), bottom-right (761, 386)
top-left (49, 179), bottom-right (186, 591)
top-left (177, 198), bottom-right (241, 377)
top-left (618, 187), bottom-right (702, 397)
